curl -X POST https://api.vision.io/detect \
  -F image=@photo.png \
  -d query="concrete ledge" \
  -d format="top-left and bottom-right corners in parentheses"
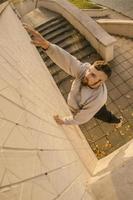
top-left (82, 6), bottom-right (109, 18)
top-left (0, 1), bottom-right (9, 15)
top-left (38, 0), bottom-right (116, 61)
top-left (97, 19), bottom-right (133, 38)
top-left (90, 139), bottom-right (133, 199)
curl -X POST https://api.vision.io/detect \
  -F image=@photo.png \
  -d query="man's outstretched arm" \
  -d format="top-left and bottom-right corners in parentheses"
top-left (54, 103), bottom-right (103, 126)
top-left (23, 24), bottom-right (82, 78)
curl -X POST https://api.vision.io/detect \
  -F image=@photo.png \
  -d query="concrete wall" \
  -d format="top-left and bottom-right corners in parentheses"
top-left (90, 139), bottom-right (133, 200)
top-left (97, 19), bottom-right (133, 38)
top-left (82, 7), bottom-right (109, 18)
top-left (0, 3), bottom-right (96, 200)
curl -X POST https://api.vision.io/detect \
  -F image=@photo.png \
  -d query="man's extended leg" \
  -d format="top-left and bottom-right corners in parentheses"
top-left (94, 104), bottom-right (123, 127)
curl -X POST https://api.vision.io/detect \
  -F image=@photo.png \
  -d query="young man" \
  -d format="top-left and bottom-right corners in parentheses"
top-left (24, 24), bottom-right (123, 127)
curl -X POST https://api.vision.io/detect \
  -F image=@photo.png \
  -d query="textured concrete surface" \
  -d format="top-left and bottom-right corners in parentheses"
top-left (92, 0), bottom-right (133, 19)
top-left (0, 4), bottom-right (96, 200)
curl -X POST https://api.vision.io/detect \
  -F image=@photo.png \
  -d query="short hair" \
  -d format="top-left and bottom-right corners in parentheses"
top-left (95, 64), bottom-right (112, 78)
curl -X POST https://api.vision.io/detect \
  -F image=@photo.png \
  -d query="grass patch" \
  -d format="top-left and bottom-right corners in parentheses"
top-left (68, 0), bottom-right (100, 9)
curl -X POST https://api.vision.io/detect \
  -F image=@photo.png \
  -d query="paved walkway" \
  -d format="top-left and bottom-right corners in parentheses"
top-left (92, 0), bottom-right (133, 19)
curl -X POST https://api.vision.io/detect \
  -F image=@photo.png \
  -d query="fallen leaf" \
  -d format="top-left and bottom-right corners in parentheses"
top-left (126, 95), bottom-right (131, 98)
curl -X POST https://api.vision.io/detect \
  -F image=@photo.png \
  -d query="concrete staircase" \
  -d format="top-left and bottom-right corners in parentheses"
top-left (35, 14), bottom-right (101, 99)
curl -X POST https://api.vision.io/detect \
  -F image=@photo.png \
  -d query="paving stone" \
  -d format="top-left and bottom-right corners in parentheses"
top-left (121, 60), bottom-right (132, 70)
top-left (87, 126), bottom-right (105, 141)
top-left (115, 96), bottom-right (130, 110)
top-left (100, 120), bottom-right (116, 135)
top-left (129, 57), bottom-right (133, 64)
top-left (104, 141), bottom-right (124, 155)
top-left (117, 82), bottom-right (130, 95)
top-left (94, 136), bottom-right (111, 159)
top-left (122, 106), bottom-right (133, 121)
top-left (124, 90), bottom-right (133, 104)
top-left (123, 44), bottom-right (132, 50)
top-left (118, 122), bottom-right (133, 143)
top-left (109, 60), bottom-right (119, 66)
top-left (123, 51), bottom-right (133, 59)
top-left (106, 96), bottom-right (112, 105)
top-left (109, 88), bottom-right (122, 101)
top-left (82, 118), bottom-right (98, 131)
top-left (126, 78), bottom-right (133, 89)
top-left (127, 67), bottom-right (133, 76)
top-left (119, 71), bottom-right (132, 81)
top-left (115, 55), bottom-right (126, 63)
top-left (111, 70), bottom-right (117, 77)
top-left (107, 130), bottom-right (125, 148)
top-left (107, 102), bottom-right (120, 114)
top-left (113, 64), bottom-right (125, 74)
top-left (129, 49), bottom-right (133, 54)
top-left (106, 80), bottom-right (115, 91)
top-left (80, 128), bottom-right (94, 143)
top-left (111, 75), bottom-right (123, 87)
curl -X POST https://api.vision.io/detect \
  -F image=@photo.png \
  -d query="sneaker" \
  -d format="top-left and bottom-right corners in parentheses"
top-left (114, 116), bottom-right (123, 129)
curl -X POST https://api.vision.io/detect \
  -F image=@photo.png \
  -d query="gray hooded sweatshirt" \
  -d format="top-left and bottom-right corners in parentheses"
top-left (46, 43), bottom-right (107, 125)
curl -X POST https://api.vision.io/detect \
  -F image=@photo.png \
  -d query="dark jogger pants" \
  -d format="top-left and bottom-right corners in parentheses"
top-left (94, 104), bottom-right (120, 123)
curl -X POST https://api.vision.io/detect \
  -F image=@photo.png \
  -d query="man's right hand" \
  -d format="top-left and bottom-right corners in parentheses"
top-left (23, 23), bottom-right (50, 50)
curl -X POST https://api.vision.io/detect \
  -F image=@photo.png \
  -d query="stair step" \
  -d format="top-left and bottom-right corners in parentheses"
top-left (53, 70), bottom-right (69, 84)
top-left (57, 75), bottom-right (72, 86)
top-left (43, 25), bottom-right (73, 41)
top-left (52, 31), bottom-right (78, 44)
top-left (37, 31), bottom-right (80, 56)
top-left (59, 35), bottom-right (85, 50)
top-left (49, 64), bottom-right (61, 76)
top-left (81, 52), bottom-right (101, 63)
top-left (65, 40), bottom-right (88, 54)
top-left (72, 46), bottom-right (94, 60)
top-left (40, 20), bottom-right (69, 37)
top-left (36, 16), bottom-right (62, 32)
top-left (36, 18), bottom-right (65, 32)
top-left (59, 78), bottom-right (73, 93)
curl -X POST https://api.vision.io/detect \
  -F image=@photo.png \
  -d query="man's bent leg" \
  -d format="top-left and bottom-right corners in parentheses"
top-left (94, 104), bottom-right (121, 123)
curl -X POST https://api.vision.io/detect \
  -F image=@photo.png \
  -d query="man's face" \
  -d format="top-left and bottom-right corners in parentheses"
top-left (82, 65), bottom-right (108, 88)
